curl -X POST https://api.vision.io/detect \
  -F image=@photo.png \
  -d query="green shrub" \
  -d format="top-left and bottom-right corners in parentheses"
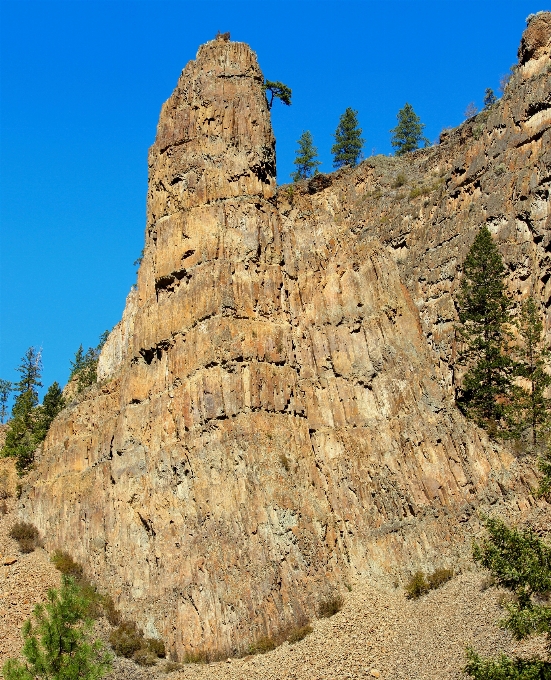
top-left (405, 571), bottom-right (430, 599)
top-left (2, 575), bottom-right (112, 680)
top-left (392, 173), bottom-right (407, 188)
top-left (100, 594), bottom-right (122, 626)
top-left (428, 568), bottom-right (454, 590)
top-left (9, 521), bottom-right (41, 553)
top-left (318, 593), bottom-right (343, 618)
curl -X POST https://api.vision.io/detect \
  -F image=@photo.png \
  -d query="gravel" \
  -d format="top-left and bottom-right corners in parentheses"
top-left (1, 485), bottom-right (547, 679)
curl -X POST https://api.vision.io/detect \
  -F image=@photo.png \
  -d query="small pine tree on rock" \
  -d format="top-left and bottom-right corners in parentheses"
top-left (291, 131), bottom-right (321, 181)
top-left (390, 103), bottom-right (429, 156)
top-left (331, 108), bottom-right (364, 168)
top-left (456, 226), bottom-right (513, 433)
top-left (3, 576), bottom-right (112, 680)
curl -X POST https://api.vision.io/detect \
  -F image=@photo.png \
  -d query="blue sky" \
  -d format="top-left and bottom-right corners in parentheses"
top-left (0, 0), bottom-right (544, 405)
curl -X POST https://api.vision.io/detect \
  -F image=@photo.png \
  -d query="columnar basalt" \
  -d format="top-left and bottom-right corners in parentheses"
top-left (23, 18), bottom-right (551, 660)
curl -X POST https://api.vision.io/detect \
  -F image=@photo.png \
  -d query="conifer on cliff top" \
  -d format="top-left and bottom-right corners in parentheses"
top-left (331, 108), bottom-right (364, 168)
top-left (291, 130), bottom-right (321, 181)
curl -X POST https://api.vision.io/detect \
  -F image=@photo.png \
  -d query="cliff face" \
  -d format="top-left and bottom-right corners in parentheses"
top-left (23, 18), bottom-right (551, 659)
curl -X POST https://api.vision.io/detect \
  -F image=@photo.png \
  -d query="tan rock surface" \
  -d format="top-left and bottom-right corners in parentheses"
top-left (19, 15), bottom-right (551, 661)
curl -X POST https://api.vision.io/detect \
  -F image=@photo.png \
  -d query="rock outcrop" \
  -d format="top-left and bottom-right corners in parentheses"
top-left (22, 17), bottom-right (551, 660)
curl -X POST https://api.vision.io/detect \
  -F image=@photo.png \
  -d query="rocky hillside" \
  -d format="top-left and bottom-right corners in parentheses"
top-left (17, 13), bottom-right (551, 662)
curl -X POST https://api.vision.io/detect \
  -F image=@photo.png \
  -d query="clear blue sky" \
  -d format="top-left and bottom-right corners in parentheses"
top-left (0, 0), bottom-right (544, 405)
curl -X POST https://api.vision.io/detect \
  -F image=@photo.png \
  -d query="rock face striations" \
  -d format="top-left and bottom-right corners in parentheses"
top-left (23, 17), bottom-right (551, 659)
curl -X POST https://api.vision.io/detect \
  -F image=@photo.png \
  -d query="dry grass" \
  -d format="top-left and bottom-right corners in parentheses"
top-left (9, 522), bottom-right (42, 553)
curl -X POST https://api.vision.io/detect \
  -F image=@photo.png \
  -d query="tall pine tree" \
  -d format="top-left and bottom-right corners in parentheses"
top-left (390, 103), bottom-right (429, 156)
top-left (456, 226), bottom-right (513, 433)
top-left (0, 379), bottom-right (11, 423)
top-left (510, 297), bottom-right (551, 444)
top-left (291, 131), bottom-right (321, 181)
top-left (331, 108), bottom-right (364, 168)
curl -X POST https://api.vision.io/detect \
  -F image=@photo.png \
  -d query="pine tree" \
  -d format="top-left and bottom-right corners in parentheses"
top-left (16, 347), bottom-right (42, 396)
top-left (291, 131), bottom-right (321, 181)
top-left (35, 382), bottom-right (65, 441)
top-left (509, 298), bottom-right (551, 444)
top-left (390, 103), bottom-right (429, 156)
top-left (466, 517), bottom-right (551, 678)
top-left (264, 80), bottom-right (292, 110)
top-left (456, 226), bottom-right (513, 433)
top-left (70, 345), bottom-right (86, 379)
top-left (0, 379), bottom-right (11, 423)
top-left (2, 348), bottom-right (43, 473)
top-left (331, 108), bottom-right (364, 168)
top-left (484, 88), bottom-right (497, 108)
top-left (3, 576), bottom-right (112, 680)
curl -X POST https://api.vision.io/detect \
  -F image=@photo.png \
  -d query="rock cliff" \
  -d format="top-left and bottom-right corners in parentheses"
top-left (22, 17), bottom-right (551, 660)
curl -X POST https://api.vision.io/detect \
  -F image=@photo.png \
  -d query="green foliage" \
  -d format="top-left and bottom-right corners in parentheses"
top-left (465, 649), bottom-right (551, 679)
top-left (466, 517), bottom-right (551, 678)
top-left (291, 131), bottom-right (321, 181)
top-left (484, 88), bottom-right (497, 108)
top-left (390, 103), bottom-right (429, 156)
top-left (264, 80), bottom-right (292, 109)
top-left (2, 348), bottom-right (66, 474)
top-left (10, 522), bottom-right (41, 553)
top-left (0, 379), bottom-right (12, 423)
top-left (509, 298), bottom-right (551, 444)
top-left (70, 332), bottom-right (110, 392)
top-left (392, 173), bottom-right (407, 188)
top-left (331, 108), bottom-right (364, 168)
top-left (286, 623), bottom-right (313, 644)
top-left (2, 575), bottom-right (112, 680)
top-left (456, 226), bottom-right (513, 432)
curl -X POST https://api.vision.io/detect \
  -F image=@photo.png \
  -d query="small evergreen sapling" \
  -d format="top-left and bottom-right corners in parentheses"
top-left (331, 108), bottom-right (364, 168)
top-left (456, 226), bottom-right (513, 433)
top-left (291, 131), bottom-right (321, 181)
top-left (465, 517), bottom-right (551, 678)
top-left (3, 576), bottom-right (112, 680)
top-left (390, 103), bottom-right (429, 156)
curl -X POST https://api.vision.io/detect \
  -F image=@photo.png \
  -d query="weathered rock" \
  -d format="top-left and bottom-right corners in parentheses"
top-left (21, 16), bottom-right (551, 661)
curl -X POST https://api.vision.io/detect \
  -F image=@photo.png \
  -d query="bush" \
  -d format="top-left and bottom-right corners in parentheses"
top-left (0, 501), bottom-right (7, 516)
top-left (428, 568), bottom-right (454, 590)
top-left (109, 621), bottom-right (166, 666)
top-left (318, 593), bottom-right (344, 618)
top-left (9, 521), bottom-right (41, 553)
top-left (405, 571), bottom-right (430, 599)
top-left (248, 635), bottom-right (277, 655)
top-left (406, 568), bottom-right (454, 599)
top-left (101, 594), bottom-right (122, 626)
top-left (392, 173), bottom-right (407, 188)
top-left (183, 650), bottom-right (208, 664)
top-left (51, 550), bottom-right (84, 578)
top-left (163, 661), bottom-right (183, 673)
top-left (286, 623), bottom-right (313, 644)
top-left (109, 621), bottom-right (143, 659)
